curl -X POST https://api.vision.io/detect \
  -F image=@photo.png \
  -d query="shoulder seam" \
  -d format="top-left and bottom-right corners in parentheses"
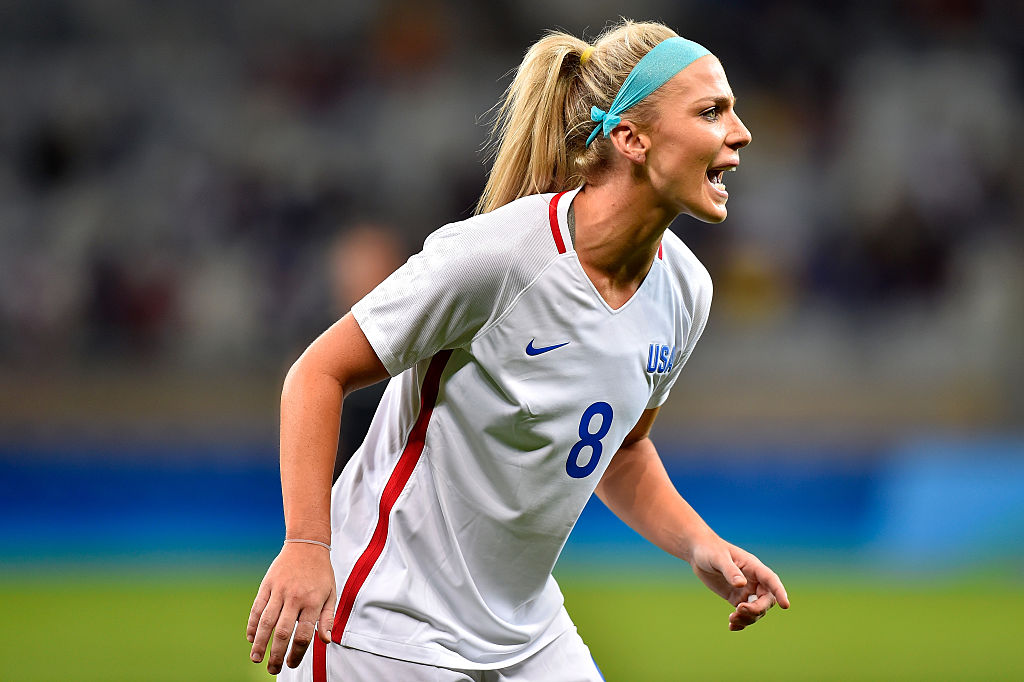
top-left (470, 254), bottom-right (567, 345)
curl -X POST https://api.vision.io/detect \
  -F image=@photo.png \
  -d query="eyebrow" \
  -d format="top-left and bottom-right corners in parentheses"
top-left (694, 95), bottom-right (736, 108)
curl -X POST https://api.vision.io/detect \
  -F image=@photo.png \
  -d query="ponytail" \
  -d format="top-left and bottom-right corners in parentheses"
top-left (476, 20), bottom-right (678, 215)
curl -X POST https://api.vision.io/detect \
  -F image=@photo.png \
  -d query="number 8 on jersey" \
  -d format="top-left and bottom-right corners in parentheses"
top-left (565, 401), bottom-right (614, 478)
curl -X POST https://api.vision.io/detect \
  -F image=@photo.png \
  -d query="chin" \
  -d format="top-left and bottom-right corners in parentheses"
top-left (688, 204), bottom-right (728, 224)
top-left (677, 189), bottom-right (730, 223)
top-left (671, 189), bottom-right (729, 223)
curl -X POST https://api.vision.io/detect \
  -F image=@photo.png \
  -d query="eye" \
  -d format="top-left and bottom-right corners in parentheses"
top-left (699, 106), bottom-right (720, 122)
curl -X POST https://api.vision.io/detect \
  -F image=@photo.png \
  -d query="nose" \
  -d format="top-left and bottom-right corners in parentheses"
top-left (727, 112), bottom-right (752, 150)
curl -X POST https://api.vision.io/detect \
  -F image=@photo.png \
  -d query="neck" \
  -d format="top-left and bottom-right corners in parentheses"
top-left (572, 174), bottom-right (675, 286)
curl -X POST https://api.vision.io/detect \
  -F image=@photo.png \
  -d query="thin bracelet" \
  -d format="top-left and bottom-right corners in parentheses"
top-left (284, 538), bottom-right (331, 551)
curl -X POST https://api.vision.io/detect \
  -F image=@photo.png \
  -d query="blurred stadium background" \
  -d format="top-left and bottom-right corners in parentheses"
top-left (1, 1), bottom-right (1022, 679)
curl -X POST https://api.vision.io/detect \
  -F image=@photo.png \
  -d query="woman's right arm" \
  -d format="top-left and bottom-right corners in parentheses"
top-left (246, 312), bottom-right (390, 676)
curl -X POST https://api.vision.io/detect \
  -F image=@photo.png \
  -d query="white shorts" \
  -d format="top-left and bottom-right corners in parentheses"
top-left (279, 627), bottom-right (605, 682)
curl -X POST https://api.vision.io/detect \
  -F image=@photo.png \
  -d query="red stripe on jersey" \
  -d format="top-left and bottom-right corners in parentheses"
top-left (548, 191), bottom-right (568, 254)
top-left (313, 636), bottom-right (327, 682)
top-left (658, 242), bottom-right (663, 260)
top-left (330, 349), bottom-right (454, 644)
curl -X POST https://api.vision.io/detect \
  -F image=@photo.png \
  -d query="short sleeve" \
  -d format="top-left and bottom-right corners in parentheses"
top-left (646, 265), bottom-right (713, 409)
top-left (351, 222), bottom-right (504, 376)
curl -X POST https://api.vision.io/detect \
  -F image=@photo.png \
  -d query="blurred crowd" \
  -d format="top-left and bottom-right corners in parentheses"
top-left (1, 0), bottom-right (1021, 430)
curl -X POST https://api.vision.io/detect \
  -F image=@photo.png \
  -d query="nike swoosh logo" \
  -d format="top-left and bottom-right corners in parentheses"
top-left (525, 339), bottom-right (570, 356)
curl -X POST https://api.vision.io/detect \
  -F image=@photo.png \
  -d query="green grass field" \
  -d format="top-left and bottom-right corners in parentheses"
top-left (1, 566), bottom-right (1020, 681)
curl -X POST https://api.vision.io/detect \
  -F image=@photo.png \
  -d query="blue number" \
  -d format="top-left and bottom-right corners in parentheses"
top-left (565, 402), bottom-right (614, 478)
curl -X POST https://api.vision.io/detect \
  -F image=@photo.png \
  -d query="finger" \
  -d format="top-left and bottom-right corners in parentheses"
top-left (729, 600), bottom-right (766, 631)
top-left (710, 552), bottom-right (746, 589)
top-left (286, 611), bottom-right (318, 669)
top-left (318, 587), bottom-right (336, 644)
top-left (739, 592), bottom-right (774, 618)
top-left (250, 593), bottom-right (283, 663)
top-left (247, 583), bottom-right (271, 643)
top-left (749, 562), bottom-right (790, 609)
top-left (267, 604), bottom-right (300, 675)
top-left (729, 609), bottom-right (757, 631)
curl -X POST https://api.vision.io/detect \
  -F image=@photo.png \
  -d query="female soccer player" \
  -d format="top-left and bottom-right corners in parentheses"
top-left (248, 19), bottom-right (789, 681)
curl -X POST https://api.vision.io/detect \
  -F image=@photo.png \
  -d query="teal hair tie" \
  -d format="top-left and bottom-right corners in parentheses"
top-left (586, 36), bottom-right (712, 147)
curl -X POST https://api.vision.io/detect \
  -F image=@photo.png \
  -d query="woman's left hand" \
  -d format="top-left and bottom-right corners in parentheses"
top-left (689, 539), bottom-right (790, 631)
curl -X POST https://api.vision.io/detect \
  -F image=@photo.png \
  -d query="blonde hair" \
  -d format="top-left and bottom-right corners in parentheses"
top-left (475, 20), bottom-right (678, 215)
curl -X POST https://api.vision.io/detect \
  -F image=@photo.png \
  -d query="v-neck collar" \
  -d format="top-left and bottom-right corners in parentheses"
top-left (549, 187), bottom-right (663, 314)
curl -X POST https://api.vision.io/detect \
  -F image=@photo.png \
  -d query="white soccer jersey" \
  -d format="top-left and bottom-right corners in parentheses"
top-left (319, 187), bottom-right (712, 671)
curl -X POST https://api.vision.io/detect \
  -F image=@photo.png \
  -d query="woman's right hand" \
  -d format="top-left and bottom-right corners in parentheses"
top-left (247, 542), bottom-right (337, 675)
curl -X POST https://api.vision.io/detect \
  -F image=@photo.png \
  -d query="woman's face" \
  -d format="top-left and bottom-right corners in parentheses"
top-left (643, 56), bottom-right (751, 223)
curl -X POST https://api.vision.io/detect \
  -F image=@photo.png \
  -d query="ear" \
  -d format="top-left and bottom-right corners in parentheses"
top-left (607, 121), bottom-right (650, 165)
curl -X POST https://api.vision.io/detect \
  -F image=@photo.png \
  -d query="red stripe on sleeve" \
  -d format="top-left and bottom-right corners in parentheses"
top-left (548, 191), bottom-right (568, 254)
top-left (330, 350), bottom-right (454, 644)
top-left (658, 242), bottom-right (663, 260)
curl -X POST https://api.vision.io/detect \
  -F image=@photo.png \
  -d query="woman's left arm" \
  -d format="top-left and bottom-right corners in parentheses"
top-left (594, 407), bottom-right (790, 631)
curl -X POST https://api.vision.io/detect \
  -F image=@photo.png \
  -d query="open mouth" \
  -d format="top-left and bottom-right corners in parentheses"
top-left (705, 166), bottom-right (735, 196)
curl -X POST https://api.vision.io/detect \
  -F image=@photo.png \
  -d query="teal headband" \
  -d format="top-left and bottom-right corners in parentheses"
top-left (586, 36), bottom-right (713, 147)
